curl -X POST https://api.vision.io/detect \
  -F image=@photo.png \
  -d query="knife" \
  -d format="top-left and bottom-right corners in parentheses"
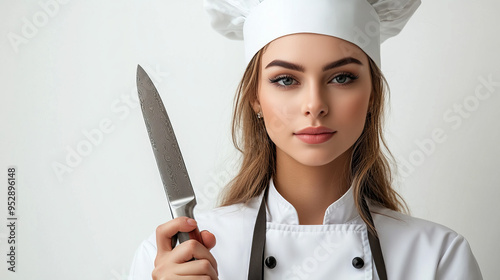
top-left (136, 64), bottom-right (202, 247)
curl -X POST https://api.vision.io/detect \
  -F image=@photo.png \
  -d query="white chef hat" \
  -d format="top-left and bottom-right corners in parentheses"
top-left (204, 0), bottom-right (421, 67)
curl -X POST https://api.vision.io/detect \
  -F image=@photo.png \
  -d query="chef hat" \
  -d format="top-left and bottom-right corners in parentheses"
top-left (204, 0), bottom-right (421, 67)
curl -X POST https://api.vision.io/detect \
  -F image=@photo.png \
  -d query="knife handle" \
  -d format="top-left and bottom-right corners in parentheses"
top-left (172, 228), bottom-right (203, 261)
top-left (177, 227), bottom-right (203, 244)
top-left (171, 199), bottom-right (204, 248)
top-left (172, 224), bottom-right (203, 261)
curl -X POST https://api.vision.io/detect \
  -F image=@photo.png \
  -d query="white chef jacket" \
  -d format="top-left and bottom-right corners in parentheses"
top-left (128, 180), bottom-right (482, 279)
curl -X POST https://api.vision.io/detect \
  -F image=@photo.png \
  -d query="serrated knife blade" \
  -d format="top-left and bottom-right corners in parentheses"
top-left (136, 64), bottom-right (202, 246)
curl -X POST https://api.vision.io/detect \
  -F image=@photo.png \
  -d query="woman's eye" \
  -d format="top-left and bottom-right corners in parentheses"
top-left (280, 77), bottom-right (295, 86)
top-left (331, 73), bottom-right (359, 85)
top-left (270, 76), bottom-right (298, 87)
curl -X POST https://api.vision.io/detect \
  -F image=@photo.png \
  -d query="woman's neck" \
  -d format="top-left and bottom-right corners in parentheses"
top-left (273, 147), bottom-right (352, 225)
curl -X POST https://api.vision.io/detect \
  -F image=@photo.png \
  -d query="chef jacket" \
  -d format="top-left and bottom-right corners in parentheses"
top-left (128, 180), bottom-right (482, 279)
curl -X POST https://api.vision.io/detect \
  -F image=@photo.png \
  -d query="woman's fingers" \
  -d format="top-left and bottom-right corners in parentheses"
top-left (156, 217), bottom-right (198, 252)
top-left (168, 259), bottom-right (219, 279)
top-left (153, 217), bottom-right (219, 279)
top-left (153, 239), bottom-right (219, 280)
top-left (168, 239), bottom-right (218, 274)
top-left (200, 230), bottom-right (216, 250)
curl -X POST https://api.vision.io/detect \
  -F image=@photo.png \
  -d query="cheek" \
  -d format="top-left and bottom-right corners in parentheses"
top-left (259, 91), bottom-right (300, 137)
top-left (333, 90), bottom-right (370, 129)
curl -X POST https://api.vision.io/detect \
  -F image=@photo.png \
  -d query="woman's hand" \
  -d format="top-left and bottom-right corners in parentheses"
top-left (153, 217), bottom-right (218, 280)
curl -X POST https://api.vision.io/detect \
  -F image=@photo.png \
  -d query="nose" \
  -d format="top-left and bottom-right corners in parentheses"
top-left (302, 83), bottom-right (329, 118)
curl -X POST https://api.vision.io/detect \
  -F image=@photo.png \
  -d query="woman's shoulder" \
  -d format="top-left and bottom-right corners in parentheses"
top-left (195, 195), bottom-right (261, 233)
top-left (372, 206), bottom-right (461, 240)
top-left (372, 207), bottom-right (482, 279)
top-left (138, 196), bottom-right (261, 252)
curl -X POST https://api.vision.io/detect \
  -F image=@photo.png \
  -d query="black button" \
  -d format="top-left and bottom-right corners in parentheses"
top-left (352, 257), bottom-right (364, 269)
top-left (265, 256), bottom-right (277, 269)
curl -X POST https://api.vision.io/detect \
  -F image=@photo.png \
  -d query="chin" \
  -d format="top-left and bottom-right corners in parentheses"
top-left (293, 150), bottom-right (346, 167)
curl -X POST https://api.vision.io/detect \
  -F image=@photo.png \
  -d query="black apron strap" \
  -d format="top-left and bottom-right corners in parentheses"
top-left (248, 188), bottom-right (388, 280)
top-left (363, 199), bottom-right (388, 280)
top-left (247, 188), bottom-right (268, 280)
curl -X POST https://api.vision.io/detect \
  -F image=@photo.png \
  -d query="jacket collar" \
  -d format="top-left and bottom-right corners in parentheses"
top-left (266, 179), bottom-right (359, 225)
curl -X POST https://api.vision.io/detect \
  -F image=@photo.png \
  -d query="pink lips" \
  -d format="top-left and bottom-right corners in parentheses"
top-left (294, 126), bottom-right (336, 144)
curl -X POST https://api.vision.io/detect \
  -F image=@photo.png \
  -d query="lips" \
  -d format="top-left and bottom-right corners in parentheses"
top-left (294, 126), bottom-right (336, 144)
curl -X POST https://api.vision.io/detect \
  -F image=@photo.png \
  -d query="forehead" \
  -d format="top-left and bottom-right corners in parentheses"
top-left (262, 33), bottom-right (369, 66)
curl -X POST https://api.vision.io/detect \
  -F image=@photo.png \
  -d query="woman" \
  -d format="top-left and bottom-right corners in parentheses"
top-left (130, 0), bottom-right (483, 279)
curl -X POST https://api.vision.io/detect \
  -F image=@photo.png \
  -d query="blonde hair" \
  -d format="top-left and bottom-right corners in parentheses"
top-left (220, 46), bottom-right (407, 233)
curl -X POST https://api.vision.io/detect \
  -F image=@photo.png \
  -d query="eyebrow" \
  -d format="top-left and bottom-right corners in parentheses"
top-left (264, 57), bottom-right (363, 72)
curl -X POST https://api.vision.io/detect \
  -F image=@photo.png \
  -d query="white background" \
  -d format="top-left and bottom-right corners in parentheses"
top-left (1, 0), bottom-right (498, 279)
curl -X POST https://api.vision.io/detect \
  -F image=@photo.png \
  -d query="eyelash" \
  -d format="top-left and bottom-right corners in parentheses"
top-left (269, 72), bottom-right (359, 88)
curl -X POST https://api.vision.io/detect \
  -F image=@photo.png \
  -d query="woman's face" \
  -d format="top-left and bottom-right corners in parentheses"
top-left (256, 33), bottom-right (372, 167)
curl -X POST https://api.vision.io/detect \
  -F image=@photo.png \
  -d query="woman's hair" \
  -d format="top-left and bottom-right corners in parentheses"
top-left (220, 45), bottom-right (407, 234)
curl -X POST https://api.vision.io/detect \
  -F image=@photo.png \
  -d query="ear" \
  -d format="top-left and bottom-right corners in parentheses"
top-left (251, 96), bottom-right (261, 114)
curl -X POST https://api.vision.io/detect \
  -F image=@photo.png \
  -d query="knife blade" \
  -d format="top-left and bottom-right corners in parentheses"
top-left (136, 64), bottom-right (202, 247)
